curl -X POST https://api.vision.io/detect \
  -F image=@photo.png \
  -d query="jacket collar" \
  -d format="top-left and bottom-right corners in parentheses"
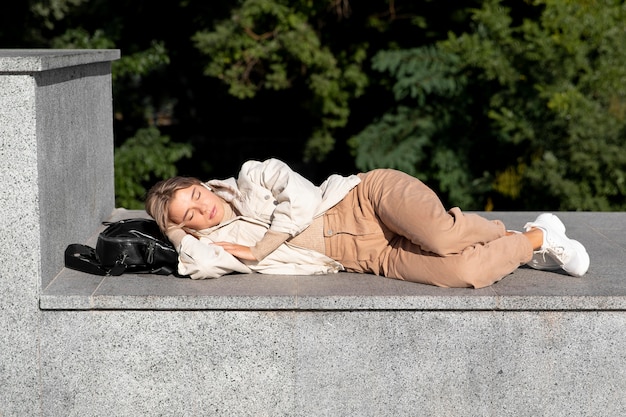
top-left (204, 177), bottom-right (242, 203)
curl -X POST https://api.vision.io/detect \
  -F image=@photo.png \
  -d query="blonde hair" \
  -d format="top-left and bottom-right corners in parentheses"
top-left (145, 176), bottom-right (203, 233)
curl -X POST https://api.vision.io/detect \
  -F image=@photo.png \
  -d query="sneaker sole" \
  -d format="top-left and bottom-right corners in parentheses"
top-left (527, 255), bottom-right (562, 271)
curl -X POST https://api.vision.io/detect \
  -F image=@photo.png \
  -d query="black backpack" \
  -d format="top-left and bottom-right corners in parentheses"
top-left (64, 218), bottom-right (180, 276)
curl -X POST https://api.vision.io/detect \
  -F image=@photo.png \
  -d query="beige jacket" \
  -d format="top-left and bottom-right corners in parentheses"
top-left (176, 159), bottom-right (361, 279)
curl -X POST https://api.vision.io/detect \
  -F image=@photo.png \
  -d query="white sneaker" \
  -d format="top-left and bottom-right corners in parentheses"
top-left (524, 213), bottom-right (590, 277)
top-left (508, 227), bottom-right (561, 270)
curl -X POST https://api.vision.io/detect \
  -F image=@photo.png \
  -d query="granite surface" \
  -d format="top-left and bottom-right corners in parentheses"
top-left (39, 309), bottom-right (626, 417)
top-left (0, 49), bottom-right (119, 417)
top-left (0, 49), bottom-right (120, 72)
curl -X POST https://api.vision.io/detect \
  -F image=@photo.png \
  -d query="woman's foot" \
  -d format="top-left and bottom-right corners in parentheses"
top-left (524, 213), bottom-right (590, 277)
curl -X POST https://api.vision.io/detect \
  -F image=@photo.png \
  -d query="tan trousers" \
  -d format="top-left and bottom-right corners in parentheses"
top-left (323, 169), bottom-right (533, 288)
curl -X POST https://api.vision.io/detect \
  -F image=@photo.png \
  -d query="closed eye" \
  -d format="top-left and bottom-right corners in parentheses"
top-left (182, 187), bottom-right (199, 222)
top-left (189, 189), bottom-right (200, 220)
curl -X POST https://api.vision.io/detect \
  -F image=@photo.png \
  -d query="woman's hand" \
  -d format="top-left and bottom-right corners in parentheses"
top-left (213, 242), bottom-right (257, 261)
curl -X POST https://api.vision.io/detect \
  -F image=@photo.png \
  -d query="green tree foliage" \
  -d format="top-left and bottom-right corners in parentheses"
top-left (347, 46), bottom-right (483, 208)
top-left (193, 0), bottom-right (369, 161)
top-left (114, 127), bottom-right (192, 209)
top-left (349, 0), bottom-right (626, 210)
top-left (30, 0), bottom-right (88, 29)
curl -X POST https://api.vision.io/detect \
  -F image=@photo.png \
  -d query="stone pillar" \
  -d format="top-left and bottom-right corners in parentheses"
top-left (0, 49), bottom-right (119, 415)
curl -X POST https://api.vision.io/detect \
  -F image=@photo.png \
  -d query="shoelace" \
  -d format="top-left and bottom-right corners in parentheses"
top-left (535, 249), bottom-right (551, 262)
top-left (532, 248), bottom-right (560, 265)
top-left (544, 241), bottom-right (568, 261)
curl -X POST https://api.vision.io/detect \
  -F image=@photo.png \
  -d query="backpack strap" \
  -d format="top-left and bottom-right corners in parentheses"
top-left (64, 244), bottom-right (108, 276)
top-left (65, 244), bottom-right (130, 276)
top-left (150, 265), bottom-right (178, 276)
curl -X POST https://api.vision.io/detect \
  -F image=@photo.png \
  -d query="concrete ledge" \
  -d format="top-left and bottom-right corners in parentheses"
top-left (0, 49), bottom-right (121, 72)
top-left (41, 209), bottom-right (626, 311)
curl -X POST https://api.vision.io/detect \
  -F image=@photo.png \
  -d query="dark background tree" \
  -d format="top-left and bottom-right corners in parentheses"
top-left (2, 0), bottom-right (625, 211)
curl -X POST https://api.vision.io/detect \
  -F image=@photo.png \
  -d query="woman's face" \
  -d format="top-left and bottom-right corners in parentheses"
top-left (168, 184), bottom-right (224, 230)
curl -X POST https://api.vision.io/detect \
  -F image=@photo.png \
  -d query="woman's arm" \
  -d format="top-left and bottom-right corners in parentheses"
top-left (236, 159), bottom-right (323, 260)
top-left (239, 158), bottom-right (323, 236)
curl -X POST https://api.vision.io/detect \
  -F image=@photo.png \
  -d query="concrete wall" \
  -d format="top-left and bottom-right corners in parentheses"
top-left (0, 50), bottom-right (118, 416)
top-left (39, 310), bottom-right (626, 417)
top-left (2, 50), bottom-right (626, 417)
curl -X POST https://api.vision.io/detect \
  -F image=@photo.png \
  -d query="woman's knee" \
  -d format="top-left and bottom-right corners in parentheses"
top-left (422, 237), bottom-right (462, 256)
